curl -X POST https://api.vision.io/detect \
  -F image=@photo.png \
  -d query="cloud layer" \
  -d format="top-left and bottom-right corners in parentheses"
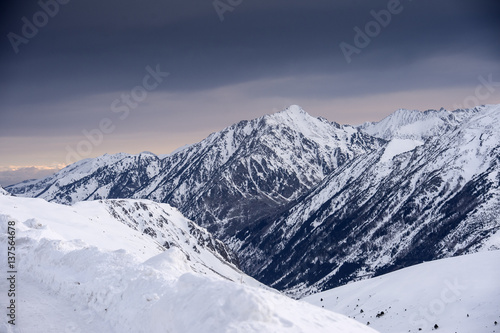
top-left (1, 0), bottom-right (499, 177)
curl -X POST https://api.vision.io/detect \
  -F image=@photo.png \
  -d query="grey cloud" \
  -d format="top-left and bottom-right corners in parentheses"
top-left (1, 0), bottom-right (499, 165)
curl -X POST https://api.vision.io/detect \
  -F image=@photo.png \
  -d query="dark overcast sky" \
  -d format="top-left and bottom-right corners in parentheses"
top-left (0, 0), bottom-right (499, 185)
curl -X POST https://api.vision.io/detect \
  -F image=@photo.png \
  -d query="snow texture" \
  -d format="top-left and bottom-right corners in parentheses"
top-left (0, 195), bottom-right (377, 333)
top-left (304, 250), bottom-right (500, 333)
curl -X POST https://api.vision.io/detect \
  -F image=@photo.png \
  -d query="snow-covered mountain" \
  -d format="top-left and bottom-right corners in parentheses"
top-left (6, 152), bottom-right (163, 204)
top-left (358, 107), bottom-right (476, 141)
top-left (5, 104), bottom-right (500, 298)
top-left (135, 106), bottom-right (382, 238)
top-left (6, 105), bottom-right (382, 238)
top-left (239, 104), bottom-right (500, 296)
top-left (0, 192), bottom-right (377, 333)
top-left (304, 250), bottom-right (500, 333)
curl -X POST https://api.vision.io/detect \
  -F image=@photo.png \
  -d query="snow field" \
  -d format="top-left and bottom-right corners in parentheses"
top-left (304, 250), bottom-right (500, 333)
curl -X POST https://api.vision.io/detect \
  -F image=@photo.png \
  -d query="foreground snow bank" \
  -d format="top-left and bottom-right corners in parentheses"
top-left (0, 195), bottom-right (377, 333)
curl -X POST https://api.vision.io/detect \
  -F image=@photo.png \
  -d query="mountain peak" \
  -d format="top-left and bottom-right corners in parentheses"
top-left (281, 104), bottom-right (306, 115)
top-left (137, 151), bottom-right (157, 157)
top-left (264, 105), bottom-right (319, 128)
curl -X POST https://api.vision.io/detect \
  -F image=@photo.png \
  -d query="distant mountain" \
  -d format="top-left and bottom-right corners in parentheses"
top-left (6, 151), bottom-right (163, 203)
top-left (7, 105), bottom-right (382, 239)
top-left (358, 107), bottom-right (475, 141)
top-left (6, 104), bottom-right (500, 297)
top-left (134, 105), bottom-right (382, 240)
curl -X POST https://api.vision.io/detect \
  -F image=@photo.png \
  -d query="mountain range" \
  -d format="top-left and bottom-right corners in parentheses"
top-left (6, 104), bottom-right (500, 298)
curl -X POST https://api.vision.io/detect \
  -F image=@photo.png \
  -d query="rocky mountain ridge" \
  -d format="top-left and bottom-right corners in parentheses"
top-left (6, 104), bottom-right (500, 297)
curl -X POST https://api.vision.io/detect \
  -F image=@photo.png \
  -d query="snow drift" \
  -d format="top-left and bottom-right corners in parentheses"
top-left (0, 194), bottom-right (376, 333)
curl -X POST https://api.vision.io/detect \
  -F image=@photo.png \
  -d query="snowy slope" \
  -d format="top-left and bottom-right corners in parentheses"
top-left (0, 194), bottom-right (378, 333)
top-left (0, 195), bottom-right (242, 282)
top-left (304, 250), bottom-right (500, 333)
top-left (358, 107), bottom-right (477, 141)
